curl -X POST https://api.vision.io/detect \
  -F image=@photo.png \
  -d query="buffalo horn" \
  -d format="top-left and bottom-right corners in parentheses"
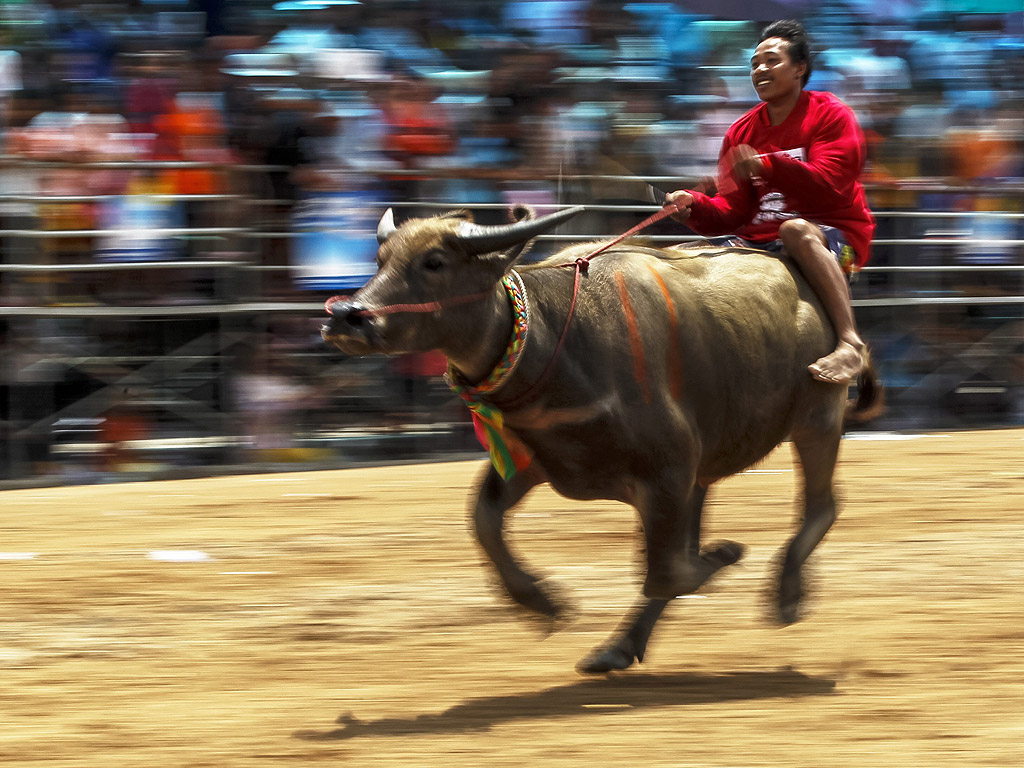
top-left (376, 207), bottom-right (397, 244)
top-left (457, 205), bottom-right (586, 255)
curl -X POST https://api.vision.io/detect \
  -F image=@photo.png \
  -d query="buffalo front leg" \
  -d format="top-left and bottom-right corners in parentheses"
top-left (640, 483), bottom-right (745, 600)
top-left (778, 427), bottom-right (841, 623)
top-left (576, 598), bottom-right (670, 674)
top-left (581, 486), bottom-right (743, 673)
top-left (472, 463), bottom-right (565, 620)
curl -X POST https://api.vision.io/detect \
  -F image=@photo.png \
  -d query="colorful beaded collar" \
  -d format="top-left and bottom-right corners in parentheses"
top-left (446, 270), bottom-right (532, 479)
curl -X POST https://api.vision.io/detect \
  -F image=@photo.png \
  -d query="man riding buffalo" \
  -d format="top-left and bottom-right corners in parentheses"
top-left (665, 19), bottom-right (874, 385)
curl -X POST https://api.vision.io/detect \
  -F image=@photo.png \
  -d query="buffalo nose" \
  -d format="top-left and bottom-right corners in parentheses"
top-left (322, 299), bottom-right (372, 342)
top-left (326, 299), bottom-right (368, 328)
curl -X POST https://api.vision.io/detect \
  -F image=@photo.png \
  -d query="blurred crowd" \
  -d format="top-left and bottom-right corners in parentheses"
top-left (1, 0), bottom-right (1022, 480)
top-left (2, 1), bottom-right (1023, 274)
top-left (1, 2), bottom-right (1022, 226)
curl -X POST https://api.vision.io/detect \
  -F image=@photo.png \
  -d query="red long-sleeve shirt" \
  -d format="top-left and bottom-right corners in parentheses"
top-left (685, 90), bottom-right (875, 268)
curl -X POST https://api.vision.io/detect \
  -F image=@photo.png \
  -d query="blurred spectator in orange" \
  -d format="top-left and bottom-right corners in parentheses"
top-left (149, 67), bottom-right (239, 264)
top-left (946, 106), bottom-right (1021, 184)
top-left (154, 98), bottom-right (234, 196)
top-left (380, 75), bottom-right (455, 169)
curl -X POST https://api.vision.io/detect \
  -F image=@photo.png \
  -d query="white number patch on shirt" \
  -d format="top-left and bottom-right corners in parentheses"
top-left (751, 147), bottom-right (806, 224)
top-left (772, 146), bottom-right (806, 162)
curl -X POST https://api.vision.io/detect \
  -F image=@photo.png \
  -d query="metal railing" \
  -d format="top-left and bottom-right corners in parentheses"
top-left (1, 158), bottom-right (1021, 484)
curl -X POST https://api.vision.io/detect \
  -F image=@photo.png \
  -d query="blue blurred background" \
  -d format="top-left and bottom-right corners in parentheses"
top-left (0, 0), bottom-right (1021, 485)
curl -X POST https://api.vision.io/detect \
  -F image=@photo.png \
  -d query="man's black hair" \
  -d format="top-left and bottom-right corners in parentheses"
top-left (759, 19), bottom-right (813, 88)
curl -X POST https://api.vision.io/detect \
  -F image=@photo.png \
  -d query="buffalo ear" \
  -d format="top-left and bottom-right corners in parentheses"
top-left (480, 239), bottom-right (533, 275)
top-left (509, 204), bottom-right (533, 223)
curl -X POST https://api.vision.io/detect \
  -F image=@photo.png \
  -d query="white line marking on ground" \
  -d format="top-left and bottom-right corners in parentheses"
top-left (844, 432), bottom-right (948, 441)
top-left (147, 550), bottom-right (211, 562)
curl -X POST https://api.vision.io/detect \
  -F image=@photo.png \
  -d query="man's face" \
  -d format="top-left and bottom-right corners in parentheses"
top-left (750, 37), bottom-right (806, 102)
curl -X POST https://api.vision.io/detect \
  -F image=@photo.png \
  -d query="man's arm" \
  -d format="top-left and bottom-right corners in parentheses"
top-left (666, 136), bottom-right (758, 234)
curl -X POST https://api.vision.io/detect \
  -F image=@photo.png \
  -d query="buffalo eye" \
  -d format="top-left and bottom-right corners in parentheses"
top-left (421, 252), bottom-right (447, 272)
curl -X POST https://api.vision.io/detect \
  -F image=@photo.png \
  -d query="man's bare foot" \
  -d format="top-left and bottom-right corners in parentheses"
top-left (808, 341), bottom-right (865, 384)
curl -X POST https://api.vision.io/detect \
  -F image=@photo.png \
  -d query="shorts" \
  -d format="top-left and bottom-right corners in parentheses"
top-left (707, 224), bottom-right (858, 278)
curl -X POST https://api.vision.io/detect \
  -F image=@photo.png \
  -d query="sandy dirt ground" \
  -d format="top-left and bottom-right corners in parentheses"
top-left (1, 428), bottom-right (1022, 767)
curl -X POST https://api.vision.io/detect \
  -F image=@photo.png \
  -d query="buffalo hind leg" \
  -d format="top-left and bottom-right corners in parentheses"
top-left (778, 427), bottom-right (841, 624)
top-left (641, 483), bottom-right (745, 600)
top-left (473, 463), bottom-right (566, 620)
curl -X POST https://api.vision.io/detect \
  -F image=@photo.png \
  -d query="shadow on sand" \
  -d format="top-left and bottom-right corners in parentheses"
top-left (294, 668), bottom-right (836, 741)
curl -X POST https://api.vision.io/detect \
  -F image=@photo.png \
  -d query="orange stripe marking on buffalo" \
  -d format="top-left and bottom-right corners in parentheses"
top-left (644, 263), bottom-right (684, 401)
top-left (614, 270), bottom-right (651, 404)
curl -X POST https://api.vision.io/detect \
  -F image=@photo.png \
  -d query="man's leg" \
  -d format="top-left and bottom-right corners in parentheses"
top-left (778, 219), bottom-right (865, 383)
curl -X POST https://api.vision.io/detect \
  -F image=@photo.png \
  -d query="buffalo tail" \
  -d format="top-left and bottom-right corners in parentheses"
top-left (844, 354), bottom-right (885, 426)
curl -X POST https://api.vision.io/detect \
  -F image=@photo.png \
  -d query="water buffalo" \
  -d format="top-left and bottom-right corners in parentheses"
top-left (322, 205), bottom-right (882, 674)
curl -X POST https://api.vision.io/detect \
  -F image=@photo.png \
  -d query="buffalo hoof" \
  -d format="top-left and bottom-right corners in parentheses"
top-left (514, 585), bottom-right (562, 618)
top-left (776, 569), bottom-right (803, 625)
top-left (507, 576), bottom-right (576, 632)
top-left (702, 540), bottom-right (746, 569)
top-left (576, 644), bottom-right (637, 675)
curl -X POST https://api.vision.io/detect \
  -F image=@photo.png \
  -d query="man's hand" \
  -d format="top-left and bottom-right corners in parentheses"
top-left (664, 190), bottom-right (693, 223)
top-left (729, 144), bottom-right (765, 182)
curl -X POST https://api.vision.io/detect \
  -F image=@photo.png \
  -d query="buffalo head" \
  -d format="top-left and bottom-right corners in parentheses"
top-left (321, 205), bottom-right (583, 366)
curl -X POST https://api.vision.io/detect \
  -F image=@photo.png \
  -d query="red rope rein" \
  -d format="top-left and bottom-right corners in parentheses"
top-left (561, 204), bottom-right (679, 272)
top-left (324, 287), bottom-right (495, 317)
top-left (496, 203), bottom-right (679, 410)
